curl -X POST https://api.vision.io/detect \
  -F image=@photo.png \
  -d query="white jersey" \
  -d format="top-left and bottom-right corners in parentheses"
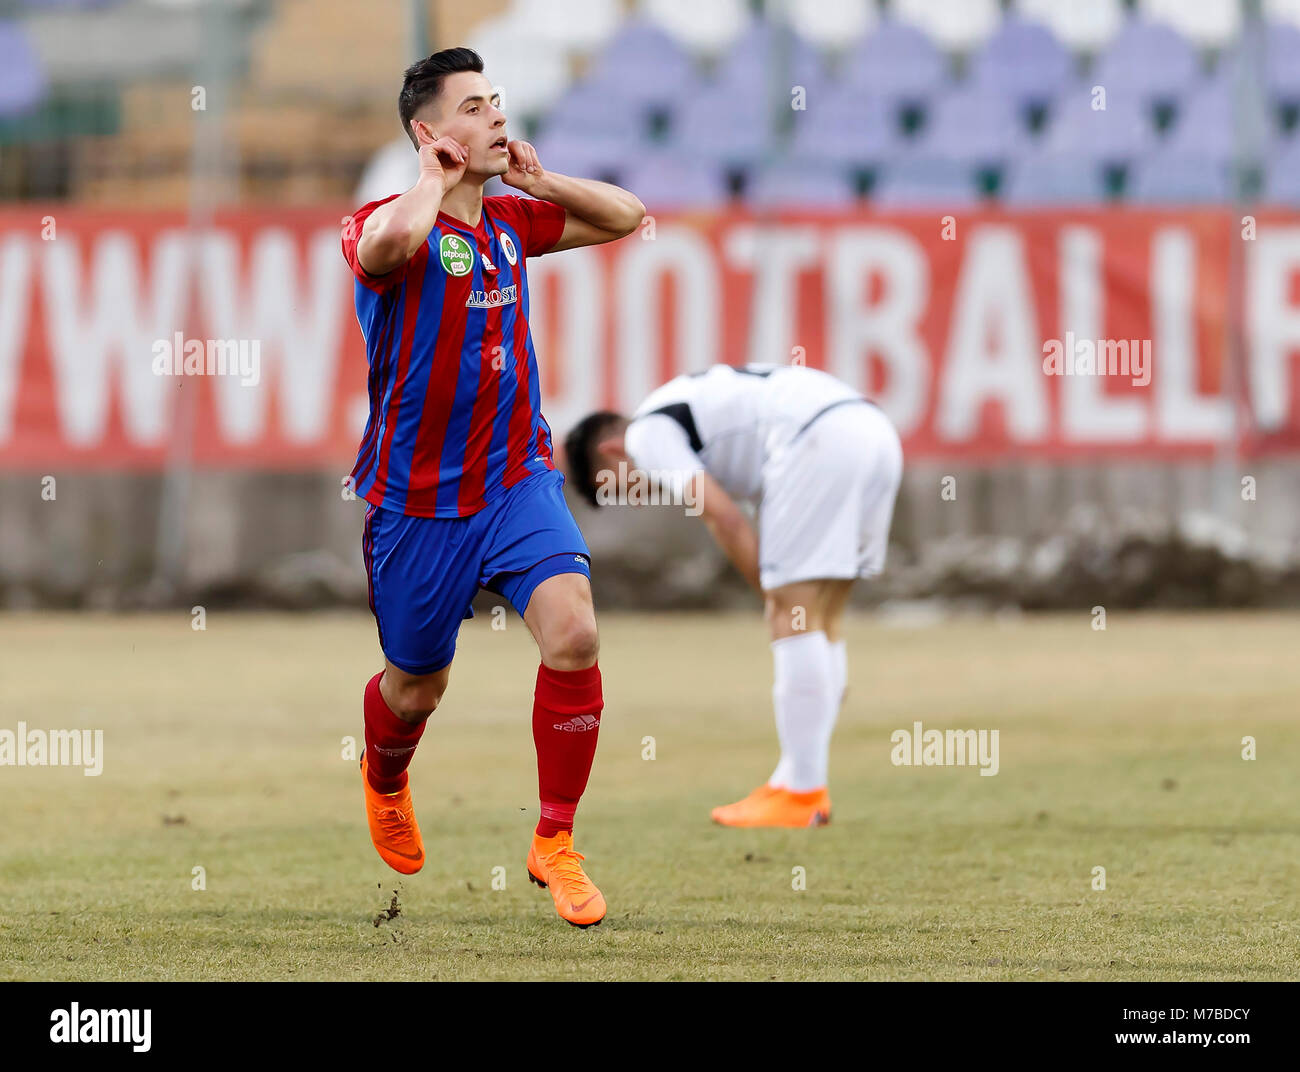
top-left (623, 364), bottom-right (864, 504)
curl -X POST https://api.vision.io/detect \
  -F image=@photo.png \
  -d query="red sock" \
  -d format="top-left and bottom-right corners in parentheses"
top-left (363, 671), bottom-right (426, 794)
top-left (532, 662), bottom-right (602, 838)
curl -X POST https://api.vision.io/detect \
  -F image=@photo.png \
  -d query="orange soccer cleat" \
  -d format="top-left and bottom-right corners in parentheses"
top-left (360, 751), bottom-right (425, 874)
top-left (527, 830), bottom-right (606, 928)
top-left (710, 783), bottom-right (831, 828)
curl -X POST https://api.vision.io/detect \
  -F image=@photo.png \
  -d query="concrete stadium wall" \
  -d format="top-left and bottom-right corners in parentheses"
top-left (3, 459), bottom-right (1298, 611)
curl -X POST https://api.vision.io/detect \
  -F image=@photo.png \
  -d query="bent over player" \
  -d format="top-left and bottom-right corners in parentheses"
top-left (565, 364), bottom-right (902, 829)
top-left (343, 48), bottom-right (644, 927)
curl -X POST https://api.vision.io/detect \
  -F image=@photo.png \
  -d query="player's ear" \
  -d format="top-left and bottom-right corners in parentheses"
top-left (595, 434), bottom-right (626, 459)
top-left (412, 119), bottom-right (435, 145)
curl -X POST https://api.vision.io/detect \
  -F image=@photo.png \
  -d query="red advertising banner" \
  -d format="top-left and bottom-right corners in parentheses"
top-left (1, 205), bottom-right (1298, 469)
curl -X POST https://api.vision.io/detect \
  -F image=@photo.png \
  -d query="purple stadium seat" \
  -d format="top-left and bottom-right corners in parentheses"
top-left (747, 163), bottom-right (858, 209)
top-left (871, 155), bottom-right (980, 208)
top-left (0, 21), bottom-right (43, 118)
top-left (621, 154), bottom-right (730, 210)
top-left (842, 18), bottom-right (948, 105)
top-left (1041, 81), bottom-right (1158, 164)
top-left (1128, 153), bottom-right (1233, 203)
top-left (913, 86), bottom-right (1024, 165)
top-left (1218, 22), bottom-right (1300, 105)
top-left (531, 129), bottom-right (642, 184)
top-left (669, 81), bottom-right (775, 166)
top-left (790, 89), bottom-right (905, 167)
top-left (713, 19), bottom-right (832, 99)
top-left (1264, 21), bottom-right (1300, 101)
top-left (971, 17), bottom-right (1075, 110)
top-left (541, 80), bottom-right (653, 141)
top-left (585, 18), bottom-right (696, 110)
top-left (1092, 18), bottom-right (1201, 106)
top-left (1263, 142), bottom-right (1300, 203)
top-left (1001, 153), bottom-right (1108, 205)
top-left (1164, 75), bottom-right (1252, 164)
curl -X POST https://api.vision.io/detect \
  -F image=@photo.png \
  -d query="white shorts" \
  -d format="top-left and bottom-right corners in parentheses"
top-left (757, 401), bottom-right (903, 592)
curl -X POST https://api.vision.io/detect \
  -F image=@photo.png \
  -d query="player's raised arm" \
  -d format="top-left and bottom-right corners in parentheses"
top-left (501, 140), bottom-right (645, 251)
top-left (357, 122), bottom-right (468, 276)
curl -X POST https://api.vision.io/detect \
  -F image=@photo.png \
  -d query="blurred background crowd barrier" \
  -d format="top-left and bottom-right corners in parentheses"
top-left (0, 0), bottom-right (1298, 611)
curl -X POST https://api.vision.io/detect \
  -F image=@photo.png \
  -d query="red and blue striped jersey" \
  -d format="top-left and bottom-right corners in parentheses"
top-left (343, 193), bottom-right (566, 517)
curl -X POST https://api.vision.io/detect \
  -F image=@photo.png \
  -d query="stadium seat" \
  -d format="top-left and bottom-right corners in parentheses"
top-left (1127, 153), bottom-right (1234, 203)
top-left (1041, 81), bottom-right (1159, 164)
top-left (783, 0), bottom-right (876, 51)
top-left (1139, 0), bottom-right (1242, 49)
top-left (540, 79), bottom-right (653, 142)
top-left (871, 155), bottom-right (981, 208)
top-left (669, 78), bottom-right (775, 166)
top-left (1015, 0), bottom-right (1124, 53)
top-left (790, 88), bottom-right (904, 168)
top-left (841, 18), bottom-right (948, 106)
top-left (508, 0), bottom-right (621, 56)
top-left (245, 0), bottom-right (404, 100)
top-left (1262, 139), bottom-right (1300, 202)
top-left (621, 153), bottom-right (730, 210)
top-left (893, 0), bottom-right (1001, 52)
top-left (584, 18), bottom-right (696, 110)
top-left (1164, 74), bottom-right (1263, 166)
top-left (532, 127), bottom-right (644, 184)
top-left (1092, 18), bottom-right (1201, 108)
top-left (467, 14), bottom-right (570, 119)
top-left (1240, 21), bottom-right (1300, 104)
top-left (0, 21), bottom-right (44, 117)
top-left (747, 163), bottom-right (858, 210)
top-left (713, 19), bottom-right (832, 100)
top-left (1001, 153), bottom-right (1108, 205)
top-left (971, 17), bottom-right (1075, 112)
top-left (642, 0), bottom-right (750, 55)
top-left (913, 86), bottom-right (1024, 166)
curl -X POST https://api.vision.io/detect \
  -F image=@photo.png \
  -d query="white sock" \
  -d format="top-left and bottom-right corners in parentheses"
top-left (829, 638), bottom-right (847, 711)
top-left (766, 631), bottom-right (835, 792)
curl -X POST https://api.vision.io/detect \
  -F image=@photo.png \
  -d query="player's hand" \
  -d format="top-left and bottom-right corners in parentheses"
top-left (414, 123), bottom-right (468, 192)
top-left (501, 139), bottom-right (544, 193)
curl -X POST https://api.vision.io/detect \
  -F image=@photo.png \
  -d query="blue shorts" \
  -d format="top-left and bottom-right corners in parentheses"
top-left (362, 469), bottom-right (591, 675)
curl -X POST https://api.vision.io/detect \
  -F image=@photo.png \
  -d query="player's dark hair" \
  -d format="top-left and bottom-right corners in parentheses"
top-left (399, 47), bottom-right (485, 147)
top-left (564, 411), bottom-right (626, 507)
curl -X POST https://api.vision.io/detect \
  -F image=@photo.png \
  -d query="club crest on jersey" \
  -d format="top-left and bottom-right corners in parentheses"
top-left (499, 232), bottom-right (518, 266)
top-left (439, 233), bottom-right (473, 277)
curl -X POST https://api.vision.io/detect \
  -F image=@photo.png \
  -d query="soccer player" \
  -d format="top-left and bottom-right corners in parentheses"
top-left (342, 48), bottom-right (644, 928)
top-left (564, 364), bottom-right (902, 828)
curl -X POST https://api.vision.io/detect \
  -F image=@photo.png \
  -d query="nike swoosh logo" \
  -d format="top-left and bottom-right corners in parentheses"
top-left (572, 893), bottom-right (599, 911)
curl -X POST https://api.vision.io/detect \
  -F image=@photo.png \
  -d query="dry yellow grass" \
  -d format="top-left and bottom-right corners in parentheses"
top-left (1, 609), bottom-right (1297, 980)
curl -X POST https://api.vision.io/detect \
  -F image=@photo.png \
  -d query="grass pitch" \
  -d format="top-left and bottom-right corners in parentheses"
top-left (1, 608), bottom-right (1297, 981)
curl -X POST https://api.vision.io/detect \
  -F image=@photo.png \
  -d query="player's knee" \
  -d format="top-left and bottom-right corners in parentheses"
top-left (764, 588), bottom-right (823, 638)
top-left (385, 676), bottom-right (446, 723)
top-left (544, 613), bottom-right (600, 670)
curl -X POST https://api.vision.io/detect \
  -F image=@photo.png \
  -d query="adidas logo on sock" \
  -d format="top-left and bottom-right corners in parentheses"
top-left (553, 714), bottom-right (599, 733)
